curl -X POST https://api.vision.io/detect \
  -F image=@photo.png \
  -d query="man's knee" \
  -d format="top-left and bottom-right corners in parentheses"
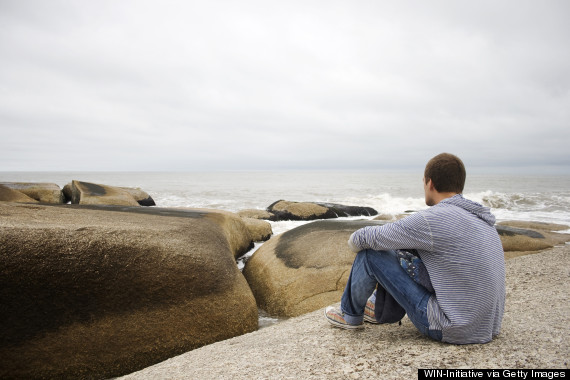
top-left (354, 249), bottom-right (373, 265)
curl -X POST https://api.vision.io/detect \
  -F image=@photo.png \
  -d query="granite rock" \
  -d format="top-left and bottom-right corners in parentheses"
top-left (0, 203), bottom-right (258, 379)
top-left (243, 219), bottom-right (385, 317)
top-left (0, 182), bottom-right (64, 204)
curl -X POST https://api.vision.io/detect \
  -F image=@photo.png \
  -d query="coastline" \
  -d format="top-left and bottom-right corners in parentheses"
top-left (120, 245), bottom-right (570, 379)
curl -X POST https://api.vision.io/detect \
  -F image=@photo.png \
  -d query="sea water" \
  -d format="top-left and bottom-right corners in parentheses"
top-left (2, 170), bottom-right (569, 228)
top-left (2, 170), bottom-right (569, 327)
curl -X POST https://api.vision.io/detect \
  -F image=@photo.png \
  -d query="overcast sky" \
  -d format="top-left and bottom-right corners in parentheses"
top-left (1, 1), bottom-right (569, 173)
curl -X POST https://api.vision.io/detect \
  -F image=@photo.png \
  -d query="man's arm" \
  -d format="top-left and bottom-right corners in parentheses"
top-left (348, 213), bottom-right (434, 253)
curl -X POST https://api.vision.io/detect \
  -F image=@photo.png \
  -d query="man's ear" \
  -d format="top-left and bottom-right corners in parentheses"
top-left (427, 179), bottom-right (436, 191)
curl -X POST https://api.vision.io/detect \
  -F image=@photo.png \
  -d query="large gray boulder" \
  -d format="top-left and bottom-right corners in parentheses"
top-left (0, 203), bottom-right (258, 379)
top-left (63, 182), bottom-right (155, 206)
top-left (241, 217), bottom-right (273, 242)
top-left (237, 209), bottom-right (275, 220)
top-left (70, 180), bottom-right (140, 206)
top-left (0, 185), bottom-right (39, 203)
top-left (267, 200), bottom-right (377, 221)
top-left (243, 219), bottom-right (385, 317)
top-left (497, 220), bottom-right (570, 258)
top-left (0, 182), bottom-right (64, 204)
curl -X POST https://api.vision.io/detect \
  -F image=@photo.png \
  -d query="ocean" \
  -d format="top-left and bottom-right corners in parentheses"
top-left (2, 170), bottom-right (569, 229)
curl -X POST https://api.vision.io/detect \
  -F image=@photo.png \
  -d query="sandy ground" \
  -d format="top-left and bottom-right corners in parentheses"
top-left (120, 245), bottom-right (569, 379)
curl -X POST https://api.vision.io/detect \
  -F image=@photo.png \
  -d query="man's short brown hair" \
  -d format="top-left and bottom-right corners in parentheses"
top-left (424, 153), bottom-right (466, 193)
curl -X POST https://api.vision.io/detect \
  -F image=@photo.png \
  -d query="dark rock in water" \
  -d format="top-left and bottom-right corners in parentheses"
top-left (62, 183), bottom-right (73, 203)
top-left (243, 219), bottom-right (386, 317)
top-left (318, 202), bottom-right (378, 218)
top-left (0, 203), bottom-right (258, 379)
top-left (496, 225), bottom-right (545, 239)
top-left (120, 187), bottom-right (156, 206)
top-left (496, 221), bottom-right (570, 256)
top-left (267, 200), bottom-right (377, 221)
top-left (0, 182), bottom-right (64, 204)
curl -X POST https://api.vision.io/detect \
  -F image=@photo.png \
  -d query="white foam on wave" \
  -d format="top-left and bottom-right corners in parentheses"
top-left (466, 190), bottom-right (570, 228)
top-left (339, 193), bottom-right (427, 216)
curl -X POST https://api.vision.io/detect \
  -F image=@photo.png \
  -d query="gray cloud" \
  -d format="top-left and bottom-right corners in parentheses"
top-left (1, 0), bottom-right (569, 172)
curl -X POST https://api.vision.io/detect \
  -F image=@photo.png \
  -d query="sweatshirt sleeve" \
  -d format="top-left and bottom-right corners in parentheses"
top-left (348, 212), bottom-right (433, 252)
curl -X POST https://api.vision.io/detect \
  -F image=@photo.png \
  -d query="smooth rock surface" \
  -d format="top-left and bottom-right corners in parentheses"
top-left (243, 219), bottom-right (386, 317)
top-left (120, 187), bottom-right (156, 206)
top-left (70, 180), bottom-right (140, 206)
top-left (237, 209), bottom-right (275, 220)
top-left (497, 221), bottom-right (570, 257)
top-left (0, 203), bottom-right (258, 379)
top-left (267, 200), bottom-right (377, 221)
top-left (0, 182), bottom-right (64, 203)
top-left (194, 208), bottom-right (255, 258)
top-left (242, 217), bottom-right (273, 242)
top-left (120, 245), bottom-right (570, 379)
top-left (0, 185), bottom-right (39, 203)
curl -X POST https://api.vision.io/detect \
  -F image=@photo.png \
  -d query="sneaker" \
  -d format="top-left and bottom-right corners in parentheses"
top-left (363, 299), bottom-right (379, 324)
top-left (324, 306), bottom-right (364, 329)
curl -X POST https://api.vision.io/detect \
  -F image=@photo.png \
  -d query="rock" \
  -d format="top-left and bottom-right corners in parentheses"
top-left (497, 221), bottom-right (570, 258)
top-left (190, 208), bottom-right (254, 258)
top-left (0, 203), bottom-right (258, 379)
top-left (498, 220), bottom-right (569, 232)
top-left (243, 219), bottom-right (385, 317)
top-left (237, 209), bottom-right (274, 220)
top-left (268, 200), bottom-right (330, 220)
top-left (71, 180), bottom-right (140, 206)
top-left (373, 213), bottom-right (407, 221)
top-left (242, 218), bottom-right (272, 242)
top-left (0, 182), bottom-right (64, 204)
top-left (62, 183), bottom-right (73, 203)
top-left (0, 185), bottom-right (39, 203)
top-left (267, 200), bottom-right (377, 221)
top-left (120, 187), bottom-right (156, 206)
top-left (496, 225), bottom-right (545, 239)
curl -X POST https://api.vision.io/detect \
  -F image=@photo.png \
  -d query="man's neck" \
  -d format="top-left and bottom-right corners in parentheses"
top-left (432, 192), bottom-right (459, 205)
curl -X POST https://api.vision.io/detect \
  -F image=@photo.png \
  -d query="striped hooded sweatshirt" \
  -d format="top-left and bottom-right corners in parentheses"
top-left (349, 194), bottom-right (505, 344)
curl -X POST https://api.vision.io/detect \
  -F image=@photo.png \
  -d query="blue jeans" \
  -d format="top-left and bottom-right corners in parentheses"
top-left (341, 249), bottom-right (443, 341)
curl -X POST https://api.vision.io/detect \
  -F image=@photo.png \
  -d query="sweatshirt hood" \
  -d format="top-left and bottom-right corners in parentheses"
top-left (441, 194), bottom-right (496, 226)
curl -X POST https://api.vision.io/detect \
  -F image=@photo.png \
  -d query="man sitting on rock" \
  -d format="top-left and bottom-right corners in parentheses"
top-left (325, 153), bottom-right (506, 344)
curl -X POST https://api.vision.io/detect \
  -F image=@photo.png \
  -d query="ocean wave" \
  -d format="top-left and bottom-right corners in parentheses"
top-left (340, 193), bottom-right (428, 216)
top-left (468, 190), bottom-right (570, 213)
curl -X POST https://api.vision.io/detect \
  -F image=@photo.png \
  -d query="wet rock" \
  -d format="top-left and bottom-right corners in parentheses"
top-left (0, 182), bottom-right (64, 204)
top-left (496, 225), bottom-right (545, 239)
top-left (120, 187), bottom-right (156, 206)
top-left (267, 200), bottom-right (377, 221)
top-left (243, 219), bottom-right (385, 317)
top-left (0, 203), bottom-right (258, 379)
top-left (62, 183), bottom-right (73, 203)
